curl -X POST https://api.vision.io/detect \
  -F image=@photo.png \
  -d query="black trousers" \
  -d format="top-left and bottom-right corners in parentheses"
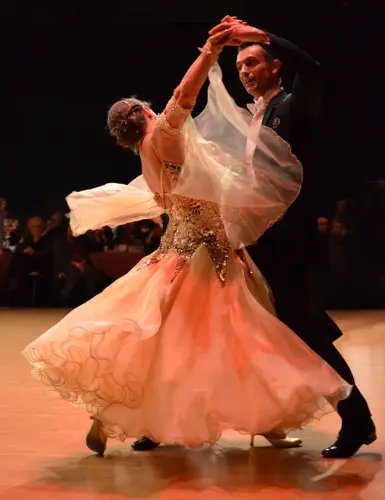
top-left (247, 229), bottom-right (372, 429)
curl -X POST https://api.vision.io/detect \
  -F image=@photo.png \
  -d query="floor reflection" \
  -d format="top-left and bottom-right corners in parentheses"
top-left (34, 445), bottom-right (382, 498)
top-left (1, 309), bottom-right (385, 499)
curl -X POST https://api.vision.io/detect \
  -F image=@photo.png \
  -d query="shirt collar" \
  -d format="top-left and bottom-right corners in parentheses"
top-left (246, 86), bottom-right (283, 115)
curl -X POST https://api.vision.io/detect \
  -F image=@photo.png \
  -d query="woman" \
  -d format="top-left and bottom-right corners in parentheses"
top-left (22, 24), bottom-right (351, 456)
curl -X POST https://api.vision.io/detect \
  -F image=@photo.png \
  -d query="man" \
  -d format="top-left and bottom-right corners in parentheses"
top-left (52, 224), bottom-right (107, 306)
top-left (206, 16), bottom-right (375, 458)
top-left (10, 216), bottom-right (54, 305)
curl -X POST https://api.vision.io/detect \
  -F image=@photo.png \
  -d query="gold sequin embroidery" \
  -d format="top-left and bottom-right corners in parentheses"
top-left (156, 95), bottom-right (194, 136)
top-left (137, 163), bottom-right (231, 285)
top-left (156, 113), bottom-right (180, 136)
top-left (168, 95), bottom-right (194, 116)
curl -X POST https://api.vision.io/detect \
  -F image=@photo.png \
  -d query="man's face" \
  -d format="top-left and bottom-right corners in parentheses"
top-left (317, 217), bottom-right (329, 234)
top-left (236, 45), bottom-right (278, 98)
top-left (28, 216), bottom-right (44, 239)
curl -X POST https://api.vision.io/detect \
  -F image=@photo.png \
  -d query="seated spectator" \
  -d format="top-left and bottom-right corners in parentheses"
top-left (9, 216), bottom-right (54, 304)
top-left (53, 224), bottom-right (111, 307)
top-left (138, 217), bottom-right (164, 256)
top-left (114, 223), bottom-right (135, 248)
top-left (86, 228), bottom-right (114, 251)
top-left (0, 197), bottom-right (20, 250)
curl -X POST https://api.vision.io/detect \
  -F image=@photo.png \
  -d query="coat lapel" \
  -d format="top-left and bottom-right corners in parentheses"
top-left (262, 90), bottom-right (287, 126)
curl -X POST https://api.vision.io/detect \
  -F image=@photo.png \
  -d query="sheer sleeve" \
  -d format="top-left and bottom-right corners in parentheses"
top-left (171, 63), bottom-right (303, 249)
top-left (67, 65), bottom-right (302, 247)
top-left (66, 175), bottom-right (164, 236)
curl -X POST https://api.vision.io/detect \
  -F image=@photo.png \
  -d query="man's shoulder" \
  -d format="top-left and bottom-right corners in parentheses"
top-left (267, 91), bottom-right (291, 111)
top-left (264, 92), bottom-right (292, 124)
top-left (274, 91), bottom-right (292, 107)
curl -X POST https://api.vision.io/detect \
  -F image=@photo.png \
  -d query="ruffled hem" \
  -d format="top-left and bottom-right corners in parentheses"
top-left (22, 343), bottom-right (352, 447)
top-left (22, 249), bottom-right (352, 448)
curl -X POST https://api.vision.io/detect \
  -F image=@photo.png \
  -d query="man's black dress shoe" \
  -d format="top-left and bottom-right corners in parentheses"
top-left (322, 421), bottom-right (377, 458)
top-left (131, 436), bottom-right (160, 451)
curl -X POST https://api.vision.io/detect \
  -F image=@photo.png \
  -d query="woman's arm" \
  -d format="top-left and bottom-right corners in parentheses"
top-left (145, 26), bottom-right (234, 177)
top-left (174, 44), bottom-right (221, 108)
top-left (162, 30), bottom-right (232, 130)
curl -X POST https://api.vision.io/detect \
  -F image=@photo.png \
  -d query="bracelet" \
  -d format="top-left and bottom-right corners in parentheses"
top-left (198, 42), bottom-right (222, 57)
top-left (169, 95), bottom-right (194, 115)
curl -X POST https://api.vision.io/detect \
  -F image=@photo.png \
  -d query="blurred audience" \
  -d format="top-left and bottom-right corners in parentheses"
top-left (0, 197), bottom-right (19, 250)
top-left (8, 216), bottom-right (54, 305)
top-left (140, 217), bottom-right (164, 256)
top-left (53, 224), bottom-right (111, 307)
top-left (0, 185), bottom-right (383, 309)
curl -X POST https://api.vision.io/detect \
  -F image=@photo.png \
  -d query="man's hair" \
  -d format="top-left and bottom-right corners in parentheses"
top-left (238, 41), bottom-right (282, 66)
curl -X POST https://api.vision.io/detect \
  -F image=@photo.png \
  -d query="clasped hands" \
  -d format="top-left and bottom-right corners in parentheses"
top-left (206, 15), bottom-right (270, 52)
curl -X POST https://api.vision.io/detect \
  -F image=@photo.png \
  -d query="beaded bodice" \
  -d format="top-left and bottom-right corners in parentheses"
top-left (137, 162), bottom-right (231, 285)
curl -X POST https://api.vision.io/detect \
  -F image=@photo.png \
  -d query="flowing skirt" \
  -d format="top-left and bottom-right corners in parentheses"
top-left (22, 246), bottom-right (350, 447)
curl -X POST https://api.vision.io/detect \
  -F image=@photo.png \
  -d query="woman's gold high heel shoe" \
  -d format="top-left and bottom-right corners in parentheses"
top-left (250, 431), bottom-right (302, 448)
top-left (86, 416), bottom-right (107, 456)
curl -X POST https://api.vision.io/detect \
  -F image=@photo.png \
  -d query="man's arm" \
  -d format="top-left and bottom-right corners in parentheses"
top-left (209, 18), bottom-right (323, 119)
top-left (265, 32), bottom-right (323, 121)
top-left (265, 32), bottom-right (320, 75)
top-left (209, 16), bottom-right (319, 73)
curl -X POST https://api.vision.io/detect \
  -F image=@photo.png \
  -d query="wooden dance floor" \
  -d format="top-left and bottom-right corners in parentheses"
top-left (0, 308), bottom-right (384, 499)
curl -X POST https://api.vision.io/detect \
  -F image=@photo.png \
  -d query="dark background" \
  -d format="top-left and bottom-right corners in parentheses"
top-left (1, 0), bottom-right (382, 219)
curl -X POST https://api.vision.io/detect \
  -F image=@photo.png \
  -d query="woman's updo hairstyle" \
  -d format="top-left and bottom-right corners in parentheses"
top-left (107, 97), bottom-right (151, 152)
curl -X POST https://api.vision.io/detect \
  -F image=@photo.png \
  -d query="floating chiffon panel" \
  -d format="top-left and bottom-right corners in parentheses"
top-left (65, 64), bottom-right (301, 246)
top-left (66, 175), bottom-right (164, 236)
top-left (22, 248), bottom-right (351, 446)
top-left (174, 64), bottom-right (303, 249)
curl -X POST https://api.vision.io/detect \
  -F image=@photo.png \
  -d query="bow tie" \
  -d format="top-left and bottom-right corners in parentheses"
top-left (246, 97), bottom-right (267, 115)
top-left (246, 87), bottom-right (283, 115)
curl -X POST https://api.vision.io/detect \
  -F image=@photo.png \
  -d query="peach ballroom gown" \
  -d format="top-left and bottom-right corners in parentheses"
top-left (22, 65), bottom-right (351, 448)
